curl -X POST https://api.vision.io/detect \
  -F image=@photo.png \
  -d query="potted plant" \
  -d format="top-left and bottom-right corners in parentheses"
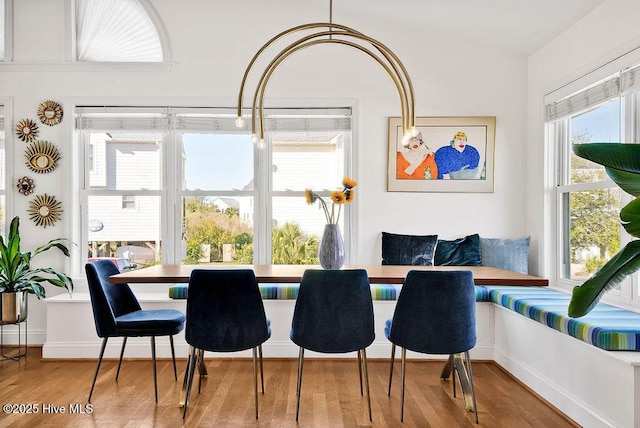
top-left (0, 216), bottom-right (73, 324)
top-left (569, 143), bottom-right (640, 317)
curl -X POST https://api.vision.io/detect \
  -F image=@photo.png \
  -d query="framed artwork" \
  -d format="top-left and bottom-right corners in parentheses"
top-left (387, 116), bottom-right (496, 192)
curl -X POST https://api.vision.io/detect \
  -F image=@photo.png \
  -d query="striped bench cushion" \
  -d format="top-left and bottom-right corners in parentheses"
top-left (474, 285), bottom-right (491, 302)
top-left (169, 283), bottom-right (188, 299)
top-left (485, 286), bottom-right (640, 351)
top-left (170, 283), bottom-right (490, 302)
top-left (169, 283), bottom-right (399, 301)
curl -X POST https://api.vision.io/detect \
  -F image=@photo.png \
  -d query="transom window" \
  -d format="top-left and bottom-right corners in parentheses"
top-left (76, 106), bottom-right (353, 273)
top-left (75, 0), bottom-right (164, 62)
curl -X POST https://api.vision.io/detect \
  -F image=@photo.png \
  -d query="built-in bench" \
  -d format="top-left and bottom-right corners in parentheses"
top-left (485, 285), bottom-right (640, 351)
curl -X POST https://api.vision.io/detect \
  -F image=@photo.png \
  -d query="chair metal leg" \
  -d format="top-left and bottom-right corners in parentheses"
top-left (295, 347), bottom-right (305, 421)
top-left (182, 346), bottom-right (198, 418)
top-left (441, 354), bottom-right (453, 380)
top-left (259, 344), bottom-right (265, 394)
top-left (151, 336), bottom-right (158, 403)
top-left (179, 347), bottom-right (193, 407)
top-left (400, 348), bottom-right (407, 422)
top-left (253, 347), bottom-right (259, 419)
top-left (388, 343), bottom-right (396, 396)
top-left (361, 348), bottom-right (372, 421)
top-left (465, 351), bottom-right (479, 424)
top-left (170, 335), bottom-right (178, 381)
top-left (88, 337), bottom-right (108, 403)
top-left (197, 349), bottom-right (205, 394)
top-left (357, 349), bottom-right (363, 395)
top-left (453, 353), bottom-right (475, 412)
top-left (452, 354), bottom-right (457, 397)
top-left (116, 337), bottom-right (127, 381)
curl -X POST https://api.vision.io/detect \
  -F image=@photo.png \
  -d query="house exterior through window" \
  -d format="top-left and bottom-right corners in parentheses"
top-left (76, 106), bottom-right (353, 272)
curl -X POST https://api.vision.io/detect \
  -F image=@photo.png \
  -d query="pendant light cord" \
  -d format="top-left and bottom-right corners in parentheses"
top-left (329, 0), bottom-right (333, 39)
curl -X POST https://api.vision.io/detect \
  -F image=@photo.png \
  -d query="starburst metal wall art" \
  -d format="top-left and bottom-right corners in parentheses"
top-left (24, 140), bottom-right (61, 174)
top-left (15, 118), bottom-right (39, 142)
top-left (28, 194), bottom-right (62, 228)
top-left (37, 100), bottom-right (64, 126)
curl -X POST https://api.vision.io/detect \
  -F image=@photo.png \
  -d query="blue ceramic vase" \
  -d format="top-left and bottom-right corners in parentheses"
top-left (318, 224), bottom-right (345, 270)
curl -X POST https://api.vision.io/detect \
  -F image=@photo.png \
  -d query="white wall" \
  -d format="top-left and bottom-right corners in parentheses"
top-left (1, 0), bottom-right (528, 342)
top-left (527, 0), bottom-right (640, 284)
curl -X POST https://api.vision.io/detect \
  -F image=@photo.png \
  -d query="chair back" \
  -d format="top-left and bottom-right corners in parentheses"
top-left (85, 260), bottom-right (142, 338)
top-left (186, 269), bottom-right (269, 352)
top-left (389, 270), bottom-right (476, 354)
top-left (291, 269), bottom-right (374, 353)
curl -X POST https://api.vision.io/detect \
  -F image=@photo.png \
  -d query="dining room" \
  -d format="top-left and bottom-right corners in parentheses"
top-left (3, 0), bottom-right (640, 427)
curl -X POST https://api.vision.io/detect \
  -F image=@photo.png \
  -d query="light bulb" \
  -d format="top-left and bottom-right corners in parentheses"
top-left (410, 126), bottom-right (419, 137)
top-left (250, 134), bottom-right (259, 143)
top-left (257, 139), bottom-right (266, 149)
top-left (401, 133), bottom-right (411, 145)
top-left (235, 116), bottom-right (245, 128)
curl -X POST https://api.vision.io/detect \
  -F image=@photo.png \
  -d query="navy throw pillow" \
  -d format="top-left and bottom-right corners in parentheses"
top-left (434, 233), bottom-right (482, 266)
top-left (381, 232), bottom-right (438, 266)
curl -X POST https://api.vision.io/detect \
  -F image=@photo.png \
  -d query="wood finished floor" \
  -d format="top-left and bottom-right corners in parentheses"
top-left (1, 348), bottom-right (578, 427)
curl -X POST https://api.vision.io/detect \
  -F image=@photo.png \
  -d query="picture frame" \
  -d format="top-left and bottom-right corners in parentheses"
top-left (387, 116), bottom-right (496, 192)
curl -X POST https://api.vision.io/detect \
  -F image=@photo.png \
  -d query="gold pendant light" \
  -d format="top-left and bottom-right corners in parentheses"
top-left (236, 0), bottom-right (417, 148)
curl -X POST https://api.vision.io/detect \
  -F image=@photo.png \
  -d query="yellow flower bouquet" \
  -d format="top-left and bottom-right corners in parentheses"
top-left (305, 177), bottom-right (357, 224)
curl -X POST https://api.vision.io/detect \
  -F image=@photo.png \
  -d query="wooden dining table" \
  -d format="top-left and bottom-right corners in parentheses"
top-left (109, 263), bottom-right (548, 286)
top-left (108, 263), bottom-right (548, 410)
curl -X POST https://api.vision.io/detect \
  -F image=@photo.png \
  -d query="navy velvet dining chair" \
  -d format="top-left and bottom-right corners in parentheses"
top-left (290, 269), bottom-right (375, 421)
top-left (182, 269), bottom-right (271, 419)
top-left (85, 260), bottom-right (185, 403)
top-left (385, 270), bottom-right (478, 423)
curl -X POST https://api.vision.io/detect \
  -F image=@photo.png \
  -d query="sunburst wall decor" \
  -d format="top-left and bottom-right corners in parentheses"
top-left (16, 119), bottom-right (39, 142)
top-left (28, 194), bottom-right (62, 228)
top-left (37, 100), bottom-right (63, 126)
top-left (17, 176), bottom-right (35, 196)
top-left (24, 140), bottom-right (61, 174)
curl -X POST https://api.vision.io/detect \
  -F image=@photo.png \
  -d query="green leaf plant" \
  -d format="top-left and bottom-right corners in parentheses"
top-left (0, 216), bottom-right (73, 299)
top-left (569, 143), bottom-right (640, 317)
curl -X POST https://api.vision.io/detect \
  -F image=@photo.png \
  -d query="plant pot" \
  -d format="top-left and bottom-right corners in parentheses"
top-left (0, 292), bottom-right (28, 325)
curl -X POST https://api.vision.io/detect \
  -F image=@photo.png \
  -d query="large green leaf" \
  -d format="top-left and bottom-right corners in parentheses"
top-left (0, 216), bottom-right (73, 298)
top-left (32, 239), bottom-right (71, 257)
top-left (605, 167), bottom-right (640, 197)
top-left (572, 143), bottom-right (640, 174)
top-left (569, 240), bottom-right (640, 317)
top-left (621, 197), bottom-right (640, 238)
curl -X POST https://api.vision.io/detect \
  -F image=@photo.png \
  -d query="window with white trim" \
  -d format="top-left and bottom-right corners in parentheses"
top-left (547, 64), bottom-right (640, 307)
top-left (76, 106), bottom-right (353, 271)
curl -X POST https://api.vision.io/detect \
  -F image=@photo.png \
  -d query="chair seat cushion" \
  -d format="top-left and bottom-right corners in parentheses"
top-left (115, 309), bottom-right (185, 337)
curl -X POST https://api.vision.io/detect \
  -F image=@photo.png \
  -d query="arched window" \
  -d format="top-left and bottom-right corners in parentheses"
top-left (75, 0), bottom-right (165, 62)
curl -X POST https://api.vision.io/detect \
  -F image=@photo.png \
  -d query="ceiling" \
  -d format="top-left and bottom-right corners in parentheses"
top-left (332, 0), bottom-right (606, 55)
